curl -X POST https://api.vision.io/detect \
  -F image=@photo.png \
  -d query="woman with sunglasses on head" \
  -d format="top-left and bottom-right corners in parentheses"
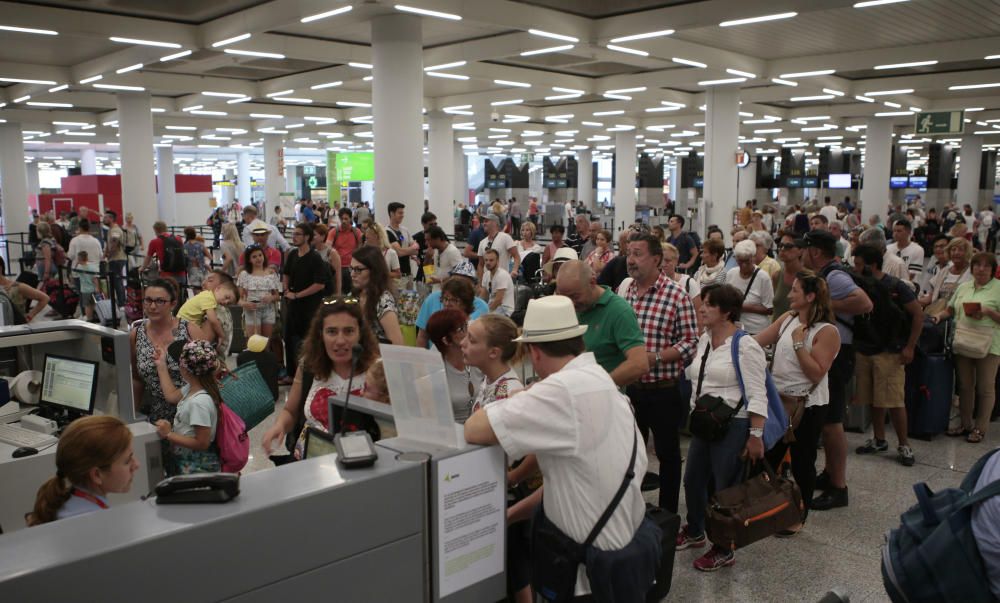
top-left (129, 278), bottom-right (193, 424)
top-left (237, 244), bottom-right (282, 339)
top-left (753, 270), bottom-right (840, 531)
top-left (426, 308), bottom-right (482, 423)
top-left (261, 298), bottom-right (381, 458)
top-left (350, 246), bottom-right (404, 345)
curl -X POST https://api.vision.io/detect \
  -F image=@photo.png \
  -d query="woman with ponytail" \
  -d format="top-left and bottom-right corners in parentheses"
top-left (154, 340), bottom-right (224, 475)
top-left (28, 416), bottom-right (138, 526)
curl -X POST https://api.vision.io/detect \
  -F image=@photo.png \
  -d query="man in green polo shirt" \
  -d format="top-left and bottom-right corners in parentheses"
top-left (556, 260), bottom-right (648, 386)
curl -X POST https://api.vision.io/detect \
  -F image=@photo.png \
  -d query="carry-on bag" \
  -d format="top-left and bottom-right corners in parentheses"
top-left (706, 459), bottom-right (803, 550)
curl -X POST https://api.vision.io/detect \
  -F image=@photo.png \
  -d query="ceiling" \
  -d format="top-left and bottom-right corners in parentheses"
top-left (0, 0), bottom-right (999, 174)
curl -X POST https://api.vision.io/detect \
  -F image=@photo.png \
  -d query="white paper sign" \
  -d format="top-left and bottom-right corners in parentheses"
top-left (437, 446), bottom-right (506, 598)
top-left (380, 344), bottom-right (462, 448)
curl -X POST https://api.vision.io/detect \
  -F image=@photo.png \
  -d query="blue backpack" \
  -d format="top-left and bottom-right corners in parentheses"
top-left (730, 330), bottom-right (790, 450)
top-left (882, 448), bottom-right (1000, 603)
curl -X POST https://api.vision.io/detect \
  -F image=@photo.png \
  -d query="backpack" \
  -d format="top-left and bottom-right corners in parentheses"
top-left (882, 448), bottom-right (1000, 603)
top-left (216, 402), bottom-right (250, 473)
top-left (820, 262), bottom-right (909, 355)
top-left (159, 234), bottom-right (186, 272)
top-left (730, 330), bottom-right (790, 450)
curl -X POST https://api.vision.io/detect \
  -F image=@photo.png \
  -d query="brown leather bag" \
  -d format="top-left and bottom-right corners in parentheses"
top-left (706, 459), bottom-right (803, 551)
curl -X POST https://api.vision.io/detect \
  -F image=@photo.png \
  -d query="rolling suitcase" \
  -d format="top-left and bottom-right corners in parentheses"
top-left (905, 351), bottom-right (953, 440)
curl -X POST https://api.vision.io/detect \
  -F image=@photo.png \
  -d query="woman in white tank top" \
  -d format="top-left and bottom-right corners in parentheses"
top-left (754, 270), bottom-right (841, 530)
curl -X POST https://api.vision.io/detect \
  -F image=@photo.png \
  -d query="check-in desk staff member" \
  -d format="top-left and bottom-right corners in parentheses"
top-left (28, 416), bottom-right (139, 526)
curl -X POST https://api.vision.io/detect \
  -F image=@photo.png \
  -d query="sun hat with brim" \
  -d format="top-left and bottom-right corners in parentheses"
top-left (542, 247), bottom-right (579, 275)
top-left (251, 226), bottom-right (270, 236)
top-left (514, 296), bottom-right (589, 343)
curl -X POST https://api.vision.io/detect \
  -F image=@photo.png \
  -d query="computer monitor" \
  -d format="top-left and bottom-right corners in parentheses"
top-left (38, 354), bottom-right (99, 422)
top-left (828, 173), bottom-right (852, 189)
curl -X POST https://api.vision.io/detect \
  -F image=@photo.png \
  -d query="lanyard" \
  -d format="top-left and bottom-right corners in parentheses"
top-left (72, 488), bottom-right (108, 509)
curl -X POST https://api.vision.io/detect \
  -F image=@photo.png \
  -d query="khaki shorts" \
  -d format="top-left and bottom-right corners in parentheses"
top-left (855, 352), bottom-right (905, 408)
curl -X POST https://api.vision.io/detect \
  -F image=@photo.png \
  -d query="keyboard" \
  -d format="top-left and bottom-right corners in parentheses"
top-left (0, 423), bottom-right (57, 448)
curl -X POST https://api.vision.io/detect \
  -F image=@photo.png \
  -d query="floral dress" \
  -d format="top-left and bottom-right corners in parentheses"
top-left (294, 371), bottom-right (370, 458)
top-left (133, 318), bottom-right (192, 423)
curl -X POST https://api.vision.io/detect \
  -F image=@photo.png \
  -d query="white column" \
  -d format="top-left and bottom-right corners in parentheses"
top-left (453, 141), bottom-right (467, 208)
top-left (957, 135), bottom-right (983, 207)
top-left (372, 13), bottom-right (423, 235)
top-left (237, 151), bottom-right (252, 208)
top-left (25, 161), bottom-right (40, 197)
top-left (428, 112), bottom-right (454, 235)
top-left (0, 123), bottom-right (31, 243)
top-left (263, 135), bottom-right (284, 212)
top-left (704, 87), bottom-right (740, 236)
top-left (155, 146), bottom-right (176, 226)
top-left (613, 130), bottom-right (636, 234)
top-left (861, 117), bottom-right (892, 219)
top-left (80, 147), bottom-right (97, 175)
top-left (117, 94), bottom-right (158, 238)
top-left (578, 148), bottom-right (593, 210)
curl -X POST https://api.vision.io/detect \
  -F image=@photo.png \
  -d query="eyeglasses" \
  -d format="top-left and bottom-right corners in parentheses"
top-left (778, 243), bottom-right (798, 251)
top-left (142, 297), bottom-right (170, 306)
top-left (349, 266), bottom-right (369, 274)
top-left (441, 295), bottom-right (460, 305)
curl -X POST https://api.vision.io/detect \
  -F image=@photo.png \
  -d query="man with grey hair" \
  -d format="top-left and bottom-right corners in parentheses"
top-left (859, 225), bottom-right (909, 283)
top-left (725, 239), bottom-right (774, 335)
top-left (749, 231), bottom-right (780, 289)
top-left (476, 213), bottom-right (520, 283)
top-left (829, 220), bottom-right (848, 260)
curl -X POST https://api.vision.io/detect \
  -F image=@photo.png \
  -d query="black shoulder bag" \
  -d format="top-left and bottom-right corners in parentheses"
top-left (687, 340), bottom-right (739, 442)
top-left (532, 430), bottom-right (638, 602)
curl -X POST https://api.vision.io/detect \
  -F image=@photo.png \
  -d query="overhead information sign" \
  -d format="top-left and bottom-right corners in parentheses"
top-left (915, 111), bottom-right (964, 135)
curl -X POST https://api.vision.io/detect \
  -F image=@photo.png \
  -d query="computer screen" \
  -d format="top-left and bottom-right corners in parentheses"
top-left (890, 176), bottom-right (909, 189)
top-left (39, 354), bottom-right (99, 415)
top-left (303, 427), bottom-right (337, 459)
top-left (828, 173), bottom-right (852, 189)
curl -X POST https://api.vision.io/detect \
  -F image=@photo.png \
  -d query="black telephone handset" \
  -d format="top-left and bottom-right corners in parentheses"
top-left (154, 473), bottom-right (240, 505)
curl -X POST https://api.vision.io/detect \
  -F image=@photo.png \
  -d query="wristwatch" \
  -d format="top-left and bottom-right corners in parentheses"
top-left (749, 427), bottom-right (764, 438)
top-left (792, 341), bottom-right (805, 351)
top-left (654, 350), bottom-right (662, 365)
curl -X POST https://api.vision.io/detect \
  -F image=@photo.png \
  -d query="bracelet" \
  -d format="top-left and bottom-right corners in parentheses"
top-left (749, 427), bottom-right (764, 438)
top-left (793, 341), bottom-right (805, 351)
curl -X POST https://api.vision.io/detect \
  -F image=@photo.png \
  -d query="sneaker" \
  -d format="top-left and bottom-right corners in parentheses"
top-left (855, 438), bottom-right (888, 454)
top-left (897, 445), bottom-right (916, 467)
top-left (693, 545), bottom-right (735, 572)
top-left (675, 525), bottom-right (707, 551)
top-left (815, 470), bottom-right (831, 491)
top-left (641, 471), bottom-right (660, 492)
top-left (811, 486), bottom-right (849, 511)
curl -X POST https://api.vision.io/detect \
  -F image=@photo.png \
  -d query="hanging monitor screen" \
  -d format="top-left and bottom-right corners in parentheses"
top-left (889, 176), bottom-right (909, 189)
top-left (335, 153), bottom-right (374, 181)
top-left (828, 173), bottom-right (852, 189)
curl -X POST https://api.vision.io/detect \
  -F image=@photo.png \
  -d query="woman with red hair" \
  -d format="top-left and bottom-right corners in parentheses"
top-left (426, 308), bottom-right (481, 423)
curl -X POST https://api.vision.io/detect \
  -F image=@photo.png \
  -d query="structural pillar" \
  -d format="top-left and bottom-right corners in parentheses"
top-left (263, 134), bottom-right (284, 215)
top-left (117, 93), bottom-right (158, 239)
top-left (578, 148), bottom-right (594, 211)
top-left (237, 151), bottom-right (252, 208)
top-left (25, 161), bottom-right (40, 198)
top-left (613, 130), bottom-right (637, 235)
top-left (453, 141), bottom-right (467, 210)
top-left (861, 117), bottom-right (892, 219)
top-left (0, 123), bottom-right (31, 246)
top-left (704, 87), bottom-right (740, 236)
top-left (372, 13), bottom-right (423, 235)
top-left (155, 145), bottom-right (176, 226)
top-left (428, 112), bottom-right (455, 235)
top-left (80, 147), bottom-right (97, 176)
top-left (957, 135), bottom-right (983, 208)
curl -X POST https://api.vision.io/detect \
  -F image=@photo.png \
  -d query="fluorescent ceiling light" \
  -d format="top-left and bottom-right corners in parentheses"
top-left (883, 101), bottom-right (902, 108)
top-left (202, 91), bottom-right (246, 98)
top-left (909, 107), bottom-right (922, 112)
top-left (274, 97), bottom-right (313, 103)
top-left (495, 79), bottom-right (531, 88)
top-left (109, 36), bottom-right (180, 48)
top-left (189, 110), bottom-right (227, 116)
top-left (363, 75), bottom-right (373, 81)
top-left (606, 44), bottom-right (648, 56)
top-left (0, 77), bottom-right (56, 85)
top-left (673, 57), bottom-right (707, 68)
top-left (212, 33), bottom-right (251, 47)
top-left (425, 61), bottom-right (466, 71)
top-left (427, 71), bottom-right (469, 80)
top-left (755, 128), bottom-right (782, 134)
top-left (874, 60), bottom-right (938, 70)
top-left (165, 126), bottom-right (197, 131)
top-left (720, 12), bottom-right (796, 27)
top-left (394, 4), bottom-right (462, 20)
top-left (699, 77), bottom-right (746, 86)
top-left (150, 108), bottom-right (165, 113)
top-left (348, 62), bottom-right (373, 69)
top-left (27, 101), bottom-right (72, 107)
top-left (183, 105), bottom-right (203, 111)
top-left (53, 121), bottom-right (88, 126)
top-left (603, 94), bottom-right (632, 100)
top-left (855, 95), bottom-right (875, 102)
top-left (225, 49), bottom-right (285, 59)
top-left (610, 29), bottom-right (674, 43)
top-left (48, 84), bottom-right (68, 92)
top-left (250, 113), bottom-right (283, 119)
top-left (491, 99), bottom-right (523, 106)
top-left (874, 111), bottom-right (914, 116)
top-left (301, 5), bottom-right (353, 23)
top-left (780, 69), bottom-right (835, 78)
top-left (727, 68), bottom-right (756, 78)
top-left (0, 25), bottom-right (57, 35)
top-left (864, 88), bottom-right (914, 96)
top-left (93, 84), bottom-right (145, 91)
top-left (160, 50), bottom-right (192, 62)
top-left (797, 115), bottom-right (830, 121)
top-left (337, 101), bottom-right (371, 107)
top-left (266, 89), bottom-right (294, 97)
top-left (116, 63), bottom-right (143, 74)
top-left (854, 0), bottom-right (909, 7)
top-left (823, 88), bottom-right (845, 96)
top-left (593, 110), bottom-right (625, 116)
top-left (790, 94), bottom-right (835, 101)
top-left (987, 55), bottom-right (1000, 60)
top-left (528, 29), bottom-right (578, 43)
top-left (64, 131), bottom-right (95, 136)
top-left (521, 45), bottom-right (574, 56)
top-left (948, 82), bottom-right (1000, 90)
top-left (966, 107), bottom-right (985, 112)
top-left (770, 78), bottom-right (798, 87)
top-left (311, 81), bottom-right (343, 90)
top-left (646, 106), bottom-right (680, 112)
top-left (605, 86), bottom-right (646, 95)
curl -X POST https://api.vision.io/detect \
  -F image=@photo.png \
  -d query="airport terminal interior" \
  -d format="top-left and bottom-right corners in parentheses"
top-left (1, 0), bottom-right (1000, 601)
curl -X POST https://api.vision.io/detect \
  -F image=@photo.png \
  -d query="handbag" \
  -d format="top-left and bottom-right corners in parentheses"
top-left (532, 430), bottom-right (638, 602)
top-left (219, 361), bottom-right (275, 430)
top-left (705, 458), bottom-right (803, 551)
top-left (688, 342), bottom-right (739, 442)
top-left (952, 320), bottom-right (993, 359)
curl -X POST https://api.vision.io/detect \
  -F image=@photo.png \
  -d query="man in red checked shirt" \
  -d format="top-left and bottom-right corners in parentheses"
top-left (621, 232), bottom-right (699, 514)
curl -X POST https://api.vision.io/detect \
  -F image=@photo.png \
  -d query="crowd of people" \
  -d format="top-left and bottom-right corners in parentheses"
top-left (21, 193), bottom-right (1000, 601)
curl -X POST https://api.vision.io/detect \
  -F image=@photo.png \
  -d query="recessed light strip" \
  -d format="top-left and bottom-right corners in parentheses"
top-left (211, 33), bottom-right (251, 48)
top-left (520, 45), bottom-right (574, 56)
top-left (0, 25), bottom-right (57, 35)
top-left (300, 5), bottom-right (353, 23)
top-left (609, 29), bottom-right (674, 43)
top-left (394, 4), bottom-right (462, 20)
top-left (720, 12), bottom-right (797, 27)
top-left (225, 49), bottom-right (285, 59)
top-left (109, 36), bottom-right (180, 48)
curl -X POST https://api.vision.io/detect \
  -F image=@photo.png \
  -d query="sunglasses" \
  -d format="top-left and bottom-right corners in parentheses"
top-left (778, 243), bottom-right (799, 251)
top-left (349, 266), bottom-right (369, 274)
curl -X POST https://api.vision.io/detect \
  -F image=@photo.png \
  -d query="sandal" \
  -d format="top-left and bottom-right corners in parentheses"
top-left (947, 426), bottom-right (971, 437)
top-left (967, 429), bottom-right (985, 444)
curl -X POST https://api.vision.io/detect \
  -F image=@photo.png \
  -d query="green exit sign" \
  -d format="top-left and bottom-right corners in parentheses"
top-left (915, 111), bottom-right (964, 135)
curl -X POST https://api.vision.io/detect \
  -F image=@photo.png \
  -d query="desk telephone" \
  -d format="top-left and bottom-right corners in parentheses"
top-left (154, 473), bottom-right (240, 504)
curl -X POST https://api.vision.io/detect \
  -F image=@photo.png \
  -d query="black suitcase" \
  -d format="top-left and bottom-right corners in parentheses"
top-left (905, 351), bottom-right (954, 440)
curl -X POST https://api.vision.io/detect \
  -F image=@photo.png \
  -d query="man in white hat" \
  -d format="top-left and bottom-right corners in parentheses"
top-left (465, 295), bottom-right (650, 598)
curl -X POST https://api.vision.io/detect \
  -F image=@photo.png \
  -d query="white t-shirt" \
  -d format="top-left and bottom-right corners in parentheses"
top-left (383, 248), bottom-right (400, 273)
top-left (882, 251), bottom-right (910, 283)
top-left (477, 232), bottom-right (516, 273)
top-left (770, 315), bottom-right (837, 408)
top-left (887, 241), bottom-right (925, 282)
top-left (819, 205), bottom-right (839, 224)
top-left (481, 268), bottom-right (515, 315)
top-left (68, 233), bottom-right (103, 267)
top-left (485, 353), bottom-right (647, 596)
top-left (174, 387), bottom-right (218, 441)
top-left (433, 243), bottom-right (463, 288)
top-left (725, 267), bottom-right (774, 335)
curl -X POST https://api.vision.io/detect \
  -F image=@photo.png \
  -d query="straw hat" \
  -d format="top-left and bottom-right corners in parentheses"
top-left (514, 296), bottom-right (588, 343)
top-left (542, 247), bottom-right (578, 275)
